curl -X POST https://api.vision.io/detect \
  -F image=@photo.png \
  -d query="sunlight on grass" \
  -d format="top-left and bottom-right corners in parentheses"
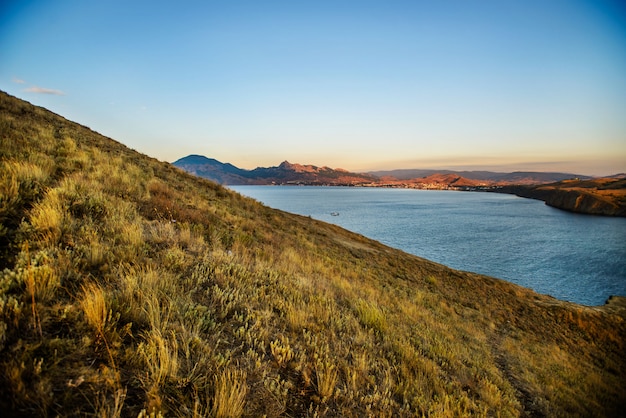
top-left (0, 90), bottom-right (624, 417)
top-left (212, 368), bottom-right (248, 418)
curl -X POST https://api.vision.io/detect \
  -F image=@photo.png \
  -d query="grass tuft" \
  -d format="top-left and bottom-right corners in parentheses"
top-left (354, 298), bottom-right (387, 333)
top-left (212, 368), bottom-right (248, 418)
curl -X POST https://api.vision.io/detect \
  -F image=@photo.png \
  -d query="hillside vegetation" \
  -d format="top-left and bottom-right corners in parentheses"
top-left (1, 90), bottom-right (625, 417)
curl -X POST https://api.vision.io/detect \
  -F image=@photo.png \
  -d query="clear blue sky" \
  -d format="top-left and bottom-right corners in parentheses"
top-left (1, 0), bottom-right (625, 175)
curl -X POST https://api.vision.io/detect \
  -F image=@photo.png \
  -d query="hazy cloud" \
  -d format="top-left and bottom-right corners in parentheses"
top-left (12, 77), bottom-right (26, 84)
top-left (24, 85), bottom-right (65, 95)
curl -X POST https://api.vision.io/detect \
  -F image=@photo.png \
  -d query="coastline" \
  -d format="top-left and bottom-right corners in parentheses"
top-left (233, 182), bottom-right (626, 217)
top-left (487, 183), bottom-right (626, 217)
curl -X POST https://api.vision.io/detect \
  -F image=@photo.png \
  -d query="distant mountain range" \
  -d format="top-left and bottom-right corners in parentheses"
top-left (172, 154), bottom-right (590, 188)
top-left (370, 169), bottom-right (588, 184)
top-left (173, 155), bottom-right (377, 185)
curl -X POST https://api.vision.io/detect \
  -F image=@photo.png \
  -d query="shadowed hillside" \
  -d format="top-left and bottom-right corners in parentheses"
top-left (1, 90), bottom-right (625, 417)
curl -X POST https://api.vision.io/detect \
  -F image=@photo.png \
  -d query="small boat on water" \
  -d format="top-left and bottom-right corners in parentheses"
top-left (330, 212), bottom-right (340, 216)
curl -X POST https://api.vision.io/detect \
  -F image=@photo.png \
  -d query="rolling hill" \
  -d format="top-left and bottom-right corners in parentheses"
top-left (1, 90), bottom-right (625, 417)
top-left (173, 155), bottom-right (588, 188)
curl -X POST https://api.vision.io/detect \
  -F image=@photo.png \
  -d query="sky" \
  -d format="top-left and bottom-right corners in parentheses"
top-left (1, 0), bottom-right (625, 176)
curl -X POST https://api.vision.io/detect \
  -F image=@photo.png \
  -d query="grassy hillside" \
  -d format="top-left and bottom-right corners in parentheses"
top-left (1, 90), bottom-right (625, 417)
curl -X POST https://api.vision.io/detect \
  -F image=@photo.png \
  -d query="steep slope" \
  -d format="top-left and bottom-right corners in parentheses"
top-left (1, 90), bottom-right (625, 417)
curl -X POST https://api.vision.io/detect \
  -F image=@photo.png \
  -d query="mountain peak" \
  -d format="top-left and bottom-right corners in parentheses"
top-left (279, 161), bottom-right (321, 173)
top-left (173, 154), bottom-right (220, 165)
top-left (174, 155), bottom-right (376, 185)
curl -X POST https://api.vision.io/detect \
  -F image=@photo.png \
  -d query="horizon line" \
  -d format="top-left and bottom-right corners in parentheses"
top-left (172, 154), bottom-right (622, 178)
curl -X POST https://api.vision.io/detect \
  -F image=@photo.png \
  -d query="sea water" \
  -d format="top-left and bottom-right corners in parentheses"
top-left (231, 186), bottom-right (626, 306)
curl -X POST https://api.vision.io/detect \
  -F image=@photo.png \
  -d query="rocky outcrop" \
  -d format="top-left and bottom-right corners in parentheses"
top-left (496, 184), bottom-right (626, 216)
top-left (542, 189), bottom-right (625, 216)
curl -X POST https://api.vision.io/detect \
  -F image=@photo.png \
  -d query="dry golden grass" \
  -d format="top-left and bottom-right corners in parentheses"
top-left (212, 368), bottom-right (248, 418)
top-left (1, 90), bottom-right (625, 417)
top-left (81, 282), bottom-right (109, 334)
top-left (28, 188), bottom-right (66, 246)
top-left (354, 298), bottom-right (387, 333)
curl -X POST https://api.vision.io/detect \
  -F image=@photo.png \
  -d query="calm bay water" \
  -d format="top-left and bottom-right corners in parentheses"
top-left (231, 186), bottom-right (626, 306)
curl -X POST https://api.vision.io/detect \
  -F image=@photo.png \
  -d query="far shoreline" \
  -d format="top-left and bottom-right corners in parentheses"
top-left (229, 181), bottom-right (626, 217)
